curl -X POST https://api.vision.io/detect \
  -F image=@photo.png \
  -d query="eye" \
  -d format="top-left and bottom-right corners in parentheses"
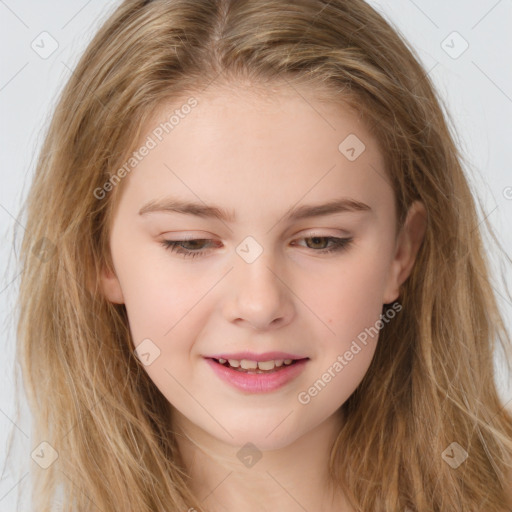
top-left (293, 235), bottom-right (353, 254)
top-left (161, 235), bottom-right (353, 259)
top-left (160, 238), bottom-right (216, 258)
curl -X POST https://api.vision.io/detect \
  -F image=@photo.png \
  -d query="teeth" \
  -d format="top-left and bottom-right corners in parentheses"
top-left (257, 360), bottom-right (276, 371)
top-left (217, 358), bottom-right (298, 371)
top-left (240, 359), bottom-right (258, 370)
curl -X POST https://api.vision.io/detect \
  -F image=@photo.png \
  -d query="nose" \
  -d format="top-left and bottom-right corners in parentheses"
top-left (222, 248), bottom-right (295, 331)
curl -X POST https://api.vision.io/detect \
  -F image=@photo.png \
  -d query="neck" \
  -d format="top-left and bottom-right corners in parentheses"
top-left (172, 407), bottom-right (353, 512)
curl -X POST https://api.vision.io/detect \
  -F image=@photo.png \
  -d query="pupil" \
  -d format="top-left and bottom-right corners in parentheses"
top-left (310, 236), bottom-right (326, 249)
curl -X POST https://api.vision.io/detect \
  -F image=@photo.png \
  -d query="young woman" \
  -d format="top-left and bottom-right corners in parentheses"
top-left (11, 0), bottom-right (512, 510)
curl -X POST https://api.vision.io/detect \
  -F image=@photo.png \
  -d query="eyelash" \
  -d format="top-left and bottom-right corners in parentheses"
top-left (160, 236), bottom-right (354, 259)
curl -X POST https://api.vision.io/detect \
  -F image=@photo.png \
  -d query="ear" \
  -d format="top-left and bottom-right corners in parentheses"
top-left (99, 263), bottom-right (125, 304)
top-left (383, 200), bottom-right (427, 304)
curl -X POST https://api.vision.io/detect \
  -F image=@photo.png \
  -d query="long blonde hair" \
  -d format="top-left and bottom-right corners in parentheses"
top-left (9, 0), bottom-right (512, 510)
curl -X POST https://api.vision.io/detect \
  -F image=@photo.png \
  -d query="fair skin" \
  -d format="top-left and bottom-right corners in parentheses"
top-left (101, 82), bottom-right (426, 511)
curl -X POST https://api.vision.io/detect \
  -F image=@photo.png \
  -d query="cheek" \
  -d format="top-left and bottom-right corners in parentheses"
top-left (111, 240), bottom-right (198, 346)
top-left (296, 259), bottom-right (387, 414)
top-left (309, 251), bottom-right (392, 342)
top-left (122, 274), bottom-right (198, 346)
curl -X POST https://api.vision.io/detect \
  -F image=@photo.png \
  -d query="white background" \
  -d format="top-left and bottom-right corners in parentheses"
top-left (1, 1), bottom-right (511, 510)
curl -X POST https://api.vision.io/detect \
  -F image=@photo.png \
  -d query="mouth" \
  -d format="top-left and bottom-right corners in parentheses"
top-left (209, 357), bottom-right (308, 374)
top-left (205, 356), bottom-right (310, 393)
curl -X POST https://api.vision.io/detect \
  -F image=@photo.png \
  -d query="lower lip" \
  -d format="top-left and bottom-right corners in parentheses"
top-left (205, 358), bottom-right (308, 393)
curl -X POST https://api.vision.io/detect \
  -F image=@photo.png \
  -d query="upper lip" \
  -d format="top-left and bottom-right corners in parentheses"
top-left (207, 351), bottom-right (308, 362)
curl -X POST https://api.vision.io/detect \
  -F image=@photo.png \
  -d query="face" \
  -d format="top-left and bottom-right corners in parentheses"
top-left (101, 83), bottom-right (425, 450)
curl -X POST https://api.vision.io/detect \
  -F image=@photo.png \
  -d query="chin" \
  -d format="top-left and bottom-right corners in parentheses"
top-left (214, 421), bottom-right (305, 452)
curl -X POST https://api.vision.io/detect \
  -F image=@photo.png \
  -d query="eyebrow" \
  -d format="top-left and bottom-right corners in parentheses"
top-left (138, 197), bottom-right (372, 223)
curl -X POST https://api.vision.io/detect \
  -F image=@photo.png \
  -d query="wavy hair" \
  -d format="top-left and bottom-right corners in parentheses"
top-left (8, 0), bottom-right (512, 510)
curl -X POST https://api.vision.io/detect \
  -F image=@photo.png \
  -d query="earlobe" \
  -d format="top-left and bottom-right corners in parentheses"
top-left (383, 200), bottom-right (427, 304)
top-left (100, 265), bottom-right (125, 304)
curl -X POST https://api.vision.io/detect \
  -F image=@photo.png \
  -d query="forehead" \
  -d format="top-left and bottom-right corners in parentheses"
top-left (113, 83), bottom-right (392, 223)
